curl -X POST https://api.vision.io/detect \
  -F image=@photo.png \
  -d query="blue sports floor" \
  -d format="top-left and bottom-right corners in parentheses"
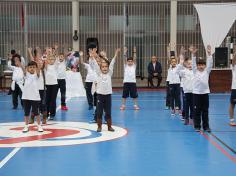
top-left (0, 91), bottom-right (236, 176)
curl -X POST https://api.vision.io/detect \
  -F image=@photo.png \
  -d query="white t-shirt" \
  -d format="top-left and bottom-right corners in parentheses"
top-left (123, 64), bottom-right (136, 83)
top-left (192, 56), bottom-right (213, 94)
top-left (92, 58), bottom-right (115, 95)
top-left (22, 73), bottom-right (40, 101)
top-left (84, 63), bottom-right (97, 82)
top-left (168, 65), bottom-right (181, 84)
top-left (57, 60), bottom-right (66, 80)
top-left (45, 64), bottom-right (58, 85)
top-left (179, 68), bottom-right (194, 93)
top-left (231, 65), bottom-right (236, 90)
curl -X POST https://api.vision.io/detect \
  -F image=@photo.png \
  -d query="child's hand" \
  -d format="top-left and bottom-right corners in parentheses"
top-left (133, 46), bottom-right (136, 53)
top-left (189, 45), bottom-right (198, 55)
top-left (180, 46), bottom-right (186, 55)
top-left (206, 45), bottom-right (211, 56)
top-left (100, 50), bottom-right (107, 57)
top-left (123, 47), bottom-right (128, 54)
top-left (115, 48), bottom-right (121, 56)
top-left (79, 51), bottom-right (84, 57)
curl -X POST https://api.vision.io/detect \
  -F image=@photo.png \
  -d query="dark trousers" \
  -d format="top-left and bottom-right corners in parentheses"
top-left (148, 74), bottom-right (162, 87)
top-left (23, 100), bottom-right (40, 116)
top-left (46, 84), bottom-right (58, 117)
top-left (85, 82), bottom-right (93, 107)
top-left (57, 79), bottom-right (66, 106)
top-left (169, 84), bottom-right (181, 110)
top-left (12, 83), bottom-right (23, 108)
top-left (93, 92), bottom-right (98, 121)
top-left (97, 94), bottom-right (111, 120)
top-left (193, 94), bottom-right (209, 129)
top-left (39, 90), bottom-right (47, 113)
top-left (184, 93), bottom-right (193, 120)
top-left (180, 88), bottom-right (185, 116)
top-left (166, 81), bottom-right (171, 107)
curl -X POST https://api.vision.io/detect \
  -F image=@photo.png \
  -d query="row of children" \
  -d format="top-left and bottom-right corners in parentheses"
top-left (8, 44), bottom-right (140, 133)
top-left (165, 44), bottom-right (236, 132)
top-left (8, 45), bottom-right (74, 132)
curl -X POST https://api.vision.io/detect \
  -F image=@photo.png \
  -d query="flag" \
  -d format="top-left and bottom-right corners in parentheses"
top-left (20, 3), bottom-right (24, 28)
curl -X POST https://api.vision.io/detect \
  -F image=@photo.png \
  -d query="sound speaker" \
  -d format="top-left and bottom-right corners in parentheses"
top-left (86, 38), bottom-right (99, 55)
top-left (215, 47), bottom-right (228, 68)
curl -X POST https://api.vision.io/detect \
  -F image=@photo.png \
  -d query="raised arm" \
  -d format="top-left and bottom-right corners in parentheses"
top-left (189, 45), bottom-right (198, 74)
top-left (109, 48), bottom-right (120, 72)
top-left (206, 45), bottom-right (213, 74)
top-left (123, 46), bottom-right (128, 65)
top-left (27, 48), bottom-right (35, 61)
top-left (132, 46), bottom-right (137, 65)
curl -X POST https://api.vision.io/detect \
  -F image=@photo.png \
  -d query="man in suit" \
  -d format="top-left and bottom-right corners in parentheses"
top-left (148, 56), bottom-right (162, 87)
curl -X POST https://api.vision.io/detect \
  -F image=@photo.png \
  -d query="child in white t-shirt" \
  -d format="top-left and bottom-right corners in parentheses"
top-left (91, 48), bottom-right (120, 132)
top-left (189, 45), bottom-right (213, 132)
top-left (22, 61), bottom-right (43, 133)
top-left (120, 47), bottom-right (139, 110)
top-left (56, 53), bottom-right (68, 111)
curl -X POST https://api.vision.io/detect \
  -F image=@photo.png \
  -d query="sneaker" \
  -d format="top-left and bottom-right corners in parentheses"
top-left (184, 119), bottom-right (189, 125)
top-left (37, 125), bottom-right (44, 132)
top-left (61, 105), bottom-right (68, 111)
top-left (178, 110), bottom-right (182, 116)
top-left (89, 119), bottom-right (97, 123)
top-left (229, 121), bottom-right (236, 126)
top-left (134, 105), bottom-right (140, 110)
top-left (189, 119), bottom-right (194, 126)
top-left (165, 106), bottom-right (170, 110)
top-left (48, 116), bottom-right (54, 120)
top-left (195, 128), bottom-right (201, 132)
top-left (171, 109), bottom-right (175, 116)
top-left (22, 126), bottom-right (29, 133)
top-left (204, 128), bottom-right (211, 133)
top-left (120, 105), bottom-right (126, 110)
top-left (180, 116), bottom-right (185, 121)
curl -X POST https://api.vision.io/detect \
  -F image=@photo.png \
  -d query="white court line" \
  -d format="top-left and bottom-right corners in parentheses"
top-left (0, 98), bottom-right (71, 169)
top-left (0, 148), bottom-right (21, 169)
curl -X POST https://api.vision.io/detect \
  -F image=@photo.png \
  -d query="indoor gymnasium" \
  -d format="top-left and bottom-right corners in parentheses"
top-left (0, 0), bottom-right (236, 176)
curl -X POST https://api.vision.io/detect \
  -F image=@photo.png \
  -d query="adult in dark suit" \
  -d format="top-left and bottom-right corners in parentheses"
top-left (148, 56), bottom-right (162, 87)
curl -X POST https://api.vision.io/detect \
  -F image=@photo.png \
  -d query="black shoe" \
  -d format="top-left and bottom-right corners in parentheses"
top-left (195, 128), bottom-right (201, 132)
top-left (204, 128), bottom-right (211, 133)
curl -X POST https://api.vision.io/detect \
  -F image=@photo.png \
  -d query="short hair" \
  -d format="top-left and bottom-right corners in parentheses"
top-left (88, 43), bottom-right (97, 49)
top-left (184, 57), bottom-right (190, 62)
top-left (196, 57), bottom-right (206, 65)
top-left (28, 61), bottom-right (38, 67)
top-left (101, 58), bottom-right (110, 66)
top-left (13, 54), bottom-right (21, 62)
top-left (127, 57), bottom-right (133, 61)
top-left (11, 49), bottom-right (16, 55)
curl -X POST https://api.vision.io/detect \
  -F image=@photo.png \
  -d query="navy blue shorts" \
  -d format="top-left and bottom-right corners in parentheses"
top-left (230, 89), bottom-right (236, 104)
top-left (122, 83), bottom-right (138, 99)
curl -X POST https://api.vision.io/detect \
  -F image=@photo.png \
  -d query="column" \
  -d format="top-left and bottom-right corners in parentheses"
top-left (72, 0), bottom-right (79, 51)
